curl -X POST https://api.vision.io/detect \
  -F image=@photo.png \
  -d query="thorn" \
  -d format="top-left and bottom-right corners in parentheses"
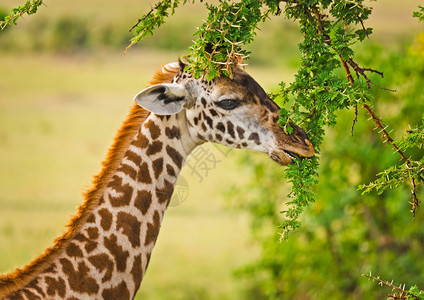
top-left (378, 125), bottom-right (389, 133)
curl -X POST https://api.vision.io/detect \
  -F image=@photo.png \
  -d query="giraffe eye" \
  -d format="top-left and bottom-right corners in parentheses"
top-left (217, 99), bottom-right (240, 110)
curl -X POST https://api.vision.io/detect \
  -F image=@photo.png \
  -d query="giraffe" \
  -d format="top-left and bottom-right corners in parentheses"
top-left (0, 61), bottom-right (314, 299)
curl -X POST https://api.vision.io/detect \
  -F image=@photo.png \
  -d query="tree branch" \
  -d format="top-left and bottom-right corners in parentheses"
top-left (362, 273), bottom-right (421, 300)
top-left (362, 104), bottom-right (410, 164)
top-left (348, 58), bottom-right (395, 91)
top-left (310, 4), bottom-right (422, 214)
top-left (129, 1), bottom-right (163, 32)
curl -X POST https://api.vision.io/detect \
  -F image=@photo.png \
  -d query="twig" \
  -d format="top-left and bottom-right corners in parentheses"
top-left (129, 1), bottom-right (163, 32)
top-left (312, 6), bottom-right (324, 35)
top-left (362, 104), bottom-right (410, 165)
top-left (362, 273), bottom-right (421, 300)
top-left (351, 104), bottom-right (358, 136)
top-left (0, 0), bottom-right (45, 30)
top-left (348, 59), bottom-right (395, 91)
top-left (358, 16), bottom-right (370, 39)
top-left (340, 55), bottom-right (355, 84)
top-left (410, 177), bottom-right (420, 217)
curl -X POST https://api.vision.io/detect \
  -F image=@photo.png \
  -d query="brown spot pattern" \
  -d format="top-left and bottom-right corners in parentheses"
top-left (66, 242), bottom-right (83, 258)
top-left (210, 109), bottom-right (218, 117)
top-left (42, 263), bottom-right (57, 274)
top-left (248, 132), bottom-right (261, 145)
top-left (236, 126), bottom-right (245, 139)
top-left (74, 232), bottom-right (98, 254)
top-left (155, 179), bottom-right (174, 204)
top-left (116, 164), bottom-right (137, 180)
top-left (165, 126), bottom-right (180, 139)
top-left (152, 158), bottom-right (163, 178)
top-left (99, 208), bottom-right (113, 231)
top-left (102, 281), bottom-right (130, 300)
top-left (166, 164), bottom-right (176, 177)
top-left (60, 258), bottom-right (99, 294)
top-left (104, 234), bottom-right (129, 272)
top-left (217, 122), bottom-right (225, 133)
top-left (87, 227), bottom-right (99, 239)
top-left (117, 212), bottom-right (141, 248)
top-left (27, 278), bottom-right (46, 298)
top-left (227, 121), bottom-right (236, 138)
top-left (45, 276), bottom-right (66, 298)
top-left (144, 211), bottom-right (161, 246)
top-left (11, 289), bottom-right (41, 300)
top-left (108, 176), bottom-right (133, 207)
top-left (134, 190), bottom-right (152, 215)
top-left (133, 133), bottom-right (149, 149)
top-left (205, 115), bottom-right (213, 128)
top-left (145, 119), bottom-right (161, 139)
top-left (88, 253), bottom-right (114, 283)
top-left (98, 196), bottom-right (106, 205)
top-left (137, 162), bottom-right (152, 184)
top-left (126, 150), bottom-right (142, 166)
top-left (131, 255), bottom-right (143, 293)
top-left (146, 141), bottom-right (163, 155)
top-left (166, 145), bottom-right (183, 169)
top-left (86, 213), bottom-right (96, 223)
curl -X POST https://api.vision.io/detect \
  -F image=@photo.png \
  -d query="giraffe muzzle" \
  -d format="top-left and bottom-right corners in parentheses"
top-left (270, 134), bottom-right (314, 166)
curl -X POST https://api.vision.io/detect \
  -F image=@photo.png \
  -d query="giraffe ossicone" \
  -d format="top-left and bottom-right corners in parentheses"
top-left (0, 61), bottom-right (314, 299)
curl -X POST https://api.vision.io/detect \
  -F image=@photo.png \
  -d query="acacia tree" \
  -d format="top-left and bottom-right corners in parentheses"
top-left (127, 0), bottom-right (424, 239)
top-left (2, 0), bottom-right (424, 298)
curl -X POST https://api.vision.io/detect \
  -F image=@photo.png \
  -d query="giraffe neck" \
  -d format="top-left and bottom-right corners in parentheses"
top-left (1, 110), bottom-right (198, 299)
top-left (75, 112), bottom-right (197, 297)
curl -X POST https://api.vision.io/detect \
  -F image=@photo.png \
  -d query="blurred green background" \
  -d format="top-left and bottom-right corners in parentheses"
top-left (0, 0), bottom-right (423, 299)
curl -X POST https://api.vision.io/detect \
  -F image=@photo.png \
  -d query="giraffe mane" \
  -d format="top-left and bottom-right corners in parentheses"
top-left (0, 62), bottom-right (181, 296)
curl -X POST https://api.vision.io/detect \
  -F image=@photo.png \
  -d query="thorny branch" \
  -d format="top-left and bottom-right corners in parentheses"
top-left (340, 54), bottom-right (355, 84)
top-left (129, 1), bottom-right (163, 32)
top-left (348, 58), bottom-right (395, 91)
top-left (362, 273), bottom-right (421, 300)
top-left (0, 0), bottom-right (46, 30)
top-left (362, 98), bottom-right (422, 215)
top-left (312, 5), bottom-right (422, 214)
top-left (351, 104), bottom-right (358, 136)
top-left (362, 104), bottom-right (410, 164)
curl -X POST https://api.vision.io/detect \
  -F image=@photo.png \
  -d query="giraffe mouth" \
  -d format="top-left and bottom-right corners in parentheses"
top-left (269, 149), bottom-right (307, 166)
top-left (284, 150), bottom-right (301, 161)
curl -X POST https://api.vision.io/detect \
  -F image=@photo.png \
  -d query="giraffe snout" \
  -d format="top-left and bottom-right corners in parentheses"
top-left (271, 123), bottom-right (314, 165)
top-left (289, 124), bottom-right (314, 155)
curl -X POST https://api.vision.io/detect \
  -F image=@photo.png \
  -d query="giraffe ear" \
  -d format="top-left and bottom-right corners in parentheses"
top-left (134, 83), bottom-right (189, 115)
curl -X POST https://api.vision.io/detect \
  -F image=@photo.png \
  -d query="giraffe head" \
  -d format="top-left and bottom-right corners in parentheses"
top-left (134, 62), bottom-right (314, 165)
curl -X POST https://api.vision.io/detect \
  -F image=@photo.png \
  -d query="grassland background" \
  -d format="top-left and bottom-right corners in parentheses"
top-left (0, 0), bottom-right (422, 299)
